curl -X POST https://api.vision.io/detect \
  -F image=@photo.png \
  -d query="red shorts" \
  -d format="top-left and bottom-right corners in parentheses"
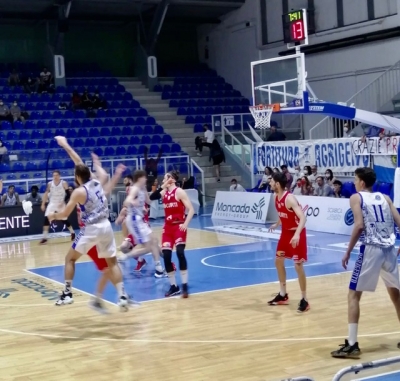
top-left (87, 246), bottom-right (108, 271)
top-left (162, 224), bottom-right (187, 249)
top-left (276, 229), bottom-right (307, 263)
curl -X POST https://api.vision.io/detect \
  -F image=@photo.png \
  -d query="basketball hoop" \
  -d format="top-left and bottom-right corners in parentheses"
top-left (249, 104), bottom-right (280, 130)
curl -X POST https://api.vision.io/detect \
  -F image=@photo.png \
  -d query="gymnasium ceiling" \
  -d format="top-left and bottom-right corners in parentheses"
top-left (0, 0), bottom-right (245, 24)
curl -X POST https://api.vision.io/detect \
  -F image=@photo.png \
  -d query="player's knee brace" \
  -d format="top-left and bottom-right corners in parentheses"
top-left (176, 244), bottom-right (187, 271)
top-left (162, 249), bottom-right (174, 273)
top-left (43, 216), bottom-right (50, 227)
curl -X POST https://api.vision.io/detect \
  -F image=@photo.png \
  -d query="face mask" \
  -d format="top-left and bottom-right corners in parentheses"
top-left (301, 179), bottom-right (306, 185)
top-left (344, 127), bottom-right (348, 133)
top-left (295, 169), bottom-right (299, 174)
top-left (325, 174), bottom-right (329, 178)
top-left (297, 181), bottom-right (301, 187)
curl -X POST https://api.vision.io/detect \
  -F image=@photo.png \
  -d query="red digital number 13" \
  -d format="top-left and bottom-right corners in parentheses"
top-left (292, 21), bottom-right (304, 40)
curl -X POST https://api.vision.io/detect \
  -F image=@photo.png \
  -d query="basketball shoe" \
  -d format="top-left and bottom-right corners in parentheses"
top-left (268, 293), bottom-right (289, 305)
top-left (331, 340), bottom-right (361, 359)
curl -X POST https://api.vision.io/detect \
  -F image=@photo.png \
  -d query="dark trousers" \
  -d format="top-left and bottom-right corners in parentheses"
top-left (195, 136), bottom-right (212, 153)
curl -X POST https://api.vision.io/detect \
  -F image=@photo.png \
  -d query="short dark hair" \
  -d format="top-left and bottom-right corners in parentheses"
top-left (74, 164), bottom-right (91, 184)
top-left (231, 178), bottom-right (237, 183)
top-left (355, 167), bottom-right (376, 188)
top-left (316, 176), bottom-right (324, 181)
top-left (280, 164), bottom-right (287, 170)
top-left (133, 170), bottom-right (147, 183)
top-left (272, 172), bottom-right (287, 189)
top-left (53, 170), bottom-right (61, 175)
top-left (167, 170), bottom-right (179, 181)
top-left (332, 180), bottom-right (342, 186)
top-left (124, 174), bottom-right (133, 181)
top-left (31, 185), bottom-right (39, 192)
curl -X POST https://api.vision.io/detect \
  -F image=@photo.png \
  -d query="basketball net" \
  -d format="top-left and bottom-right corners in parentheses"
top-left (249, 105), bottom-right (274, 130)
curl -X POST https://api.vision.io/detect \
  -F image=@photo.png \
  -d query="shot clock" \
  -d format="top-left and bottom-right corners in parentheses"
top-left (282, 9), bottom-right (309, 49)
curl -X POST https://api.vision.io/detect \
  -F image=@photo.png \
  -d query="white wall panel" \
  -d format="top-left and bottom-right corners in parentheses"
top-left (374, 0), bottom-right (397, 18)
top-left (266, 0), bottom-right (283, 43)
top-left (314, 0), bottom-right (338, 31)
top-left (343, 0), bottom-right (368, 25)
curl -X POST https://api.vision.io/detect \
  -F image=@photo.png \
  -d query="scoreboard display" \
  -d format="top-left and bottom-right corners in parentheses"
top-left (282, 9), bottom-right (309, 48)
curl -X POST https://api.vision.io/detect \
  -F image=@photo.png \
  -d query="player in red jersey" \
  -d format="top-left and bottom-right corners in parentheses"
top-left (268, 172), bottom-right (309, 313)
top-left (149, 170), bottom-right (194, 298)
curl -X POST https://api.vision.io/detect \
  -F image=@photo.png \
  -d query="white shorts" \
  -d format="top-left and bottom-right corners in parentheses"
top-left (45, 203), bottom-right (67, 220)
top-left (72, 219), bottom-right (116, 258)
top-left (349, 244), bottom-right (400, 292)
top-left (126, 215), bottom-right (152, 244)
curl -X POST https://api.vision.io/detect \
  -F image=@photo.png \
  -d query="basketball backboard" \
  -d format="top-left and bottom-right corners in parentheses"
top-left (250, 53), bottom-right (307, 113)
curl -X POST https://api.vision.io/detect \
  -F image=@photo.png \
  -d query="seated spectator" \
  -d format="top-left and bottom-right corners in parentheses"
top-left (273, 167), bottom-right (281, 174)
top-left (291, 165), bottom-right (304, 191)
top-left (209, 139), bottom-right (225, 182)
top-left (281, 164), bottom-right (293, 190)
top-left (308, 165), bottom-right (319, 185)
top-left (10, 101), bottom-right (25, 123)
top-left (81, 90), bottom-right (92, 109)
top-left (22, 75), bottom-right (39, 94)
top-left (39, 67), bottom-right (53, 93)
top-left (2, 185), bottom-right (20, 206)
top-left (266, 121), bottom-right (286, 142)
top-left (0, 100), bottom-right (12, 122)
top-left (299, 176), bottom-right (313, 195)
top-left (257, 166), bottom-right (273, 192)
top-left (91, 92), bottom-right (107, 110)
top-left (332, 180), bottom-right (344, 198)
top-left (303, 165), bottom-right (312, 177)
top-left (182, 176), bottom-right (195, 189)
top-left (0, 139), bottom-right (8, 163)
top-left (70, 91), bottom-right (82, 111)
top-left (314, 176), bottom-right (333, 197)
top-left (324, 169), bottom-right (336, 187)
top-left (26, 185), bottom-right (42, 204)
top-left (292, 178), bottom-right (303, 195)
top-left (8, 69), bottom-right (20, 86)
top-left (196, 124), bottom-right (214, 157)
top-left (230, 178), bottom-right (245, 192)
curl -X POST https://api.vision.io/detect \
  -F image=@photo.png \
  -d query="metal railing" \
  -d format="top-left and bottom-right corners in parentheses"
top-left (332, 355), bottom-right (400, 381)
top-left (309, 59), bottom-right (400, 139)
top-left (190, 158), bottom-right (205, 206)
top-left (0, 176), bottom-right (75, 193)
top-left (281, 378), bottom-right (314, 381)
top-left (221, 125), bottom-right (251, 169)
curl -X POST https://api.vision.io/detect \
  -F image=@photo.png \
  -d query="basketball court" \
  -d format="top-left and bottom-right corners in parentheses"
top-left (1, 215), bottom-right (400, 381)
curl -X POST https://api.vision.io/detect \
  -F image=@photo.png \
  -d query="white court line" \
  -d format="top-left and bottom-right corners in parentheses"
top-left (355, 370), bottom-right (400, 381)
top-left (23, 269), bottom-right (118, 307)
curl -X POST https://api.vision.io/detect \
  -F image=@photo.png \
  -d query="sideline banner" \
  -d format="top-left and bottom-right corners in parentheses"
top-left (253, 137), bottom-right (400, 173)
top-left (212, 191), bottom-right (270, 224)
top-left (294, 195), bottom-right (353, 235)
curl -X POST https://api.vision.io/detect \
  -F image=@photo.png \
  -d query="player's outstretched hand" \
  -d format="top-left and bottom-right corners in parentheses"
top-left (290, 233), bottom-right (300, 248)
top-left (115, 164), bottom-right (126, 176)
top-left (268, 223), bottom-right (278, 232)
top-left (54, 136), bottom-right (68, 147)
top-left (91, 153), bottom-right (101, 167)
top-left (342, 253), bottom-right (350, 270)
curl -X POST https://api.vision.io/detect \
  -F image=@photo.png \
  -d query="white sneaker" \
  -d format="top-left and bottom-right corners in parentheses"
top-left (197, 153), bottom-right (202, 157)
top-left (55, 292), bottom-right (74, 306)
top-left (118, 296), bottom-right (129, 312)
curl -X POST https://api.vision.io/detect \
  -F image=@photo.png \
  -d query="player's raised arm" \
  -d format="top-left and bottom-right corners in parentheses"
top-left (54, 136), bottom-right (83, 165)
top-left (176, 188), bottom-right (195, 231)
top-left (124, 185), bottom-right (139, 208)
top-left (91, 153), bottom-right (109, 186)
top-left (104, 164), bottom-right (126, 196)
top-left (48, 187), bottom-right (87, 222)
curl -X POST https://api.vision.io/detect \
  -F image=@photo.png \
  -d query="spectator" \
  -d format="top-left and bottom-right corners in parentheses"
top-left (151, 179), bottom-right (159, 192)
top-left (70, 91), bottom-right (82, 111)
top-left (303, 165), bottom-right (312, 177)
top-left (266, 121), bottom-right (286, 142)
top-left (195, 124), bottom-right (214, 157)
top-left (0, 139), bottom-right (7, 163)
top-left (144, 146), bottom-right (162, 191)
top-left (314, 176), bottom-right (333, 197)
top-left (92, 92), bottom-right (107, 110)
top-left (291, 165), bottom-right (304, 191)
top-left (22, 75), bottom-right (39, 94)
top-left (343, 122), bottom-right (358, 138)
top-left (273, 167), bottom-right (280, 174)
top-left (2, 185), bottom-right (20, 206)
top-left (292, 178), bottom-right (303, 195)
top-left (332, 180), bottom-right (344, 198)
top-left (209, 139), bottom-right (225, 182)
top-left (280, 164), bottom-right (293, 190)
top-left (299, 176), bottom-right (313, 195)
top-left (324, 169), bottom-right (336, 187)
top-left (0, 100), bottom-right (12, 123)
top-left (10, 101), bottom-right (25, 123)
top-left (81, 90), bottom-right (92, 110)
top-left (230, 178), bottom-right (246, 192)
top-left (257, 166), bottom-right (273, 192)
top-left (8, 69), bottom-right (20, 86)
top-left (308, 165), bottom-right (319, 185)
top-left (39, 67), bottom-right (52, 93)
top-left (26, 185), bottom-right (42, 205)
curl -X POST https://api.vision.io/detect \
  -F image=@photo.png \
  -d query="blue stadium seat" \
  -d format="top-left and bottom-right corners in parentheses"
top-left (60, 120), bottom-right (70, 128)
top-left (161, 144), bottom-right (171, 154)
top-left (372, 183), bottom-right (380, 192)
top-left (81, 119), bottom-right (92, 128)
top-left (31, 130), bottom-right (43, 139)
top-left (342, 182), bottom-right (355, 198)
top-left (128, 109), bottom-right (138, 117)
top-left (78, 128), bottom-right (88, 137)
top-left (100, 127), bottom-right (111, 136)
top-left (108, 137), bottom-right (118, 146)
top-left (64, 159), bottom-right (75, 168)
top-left (85, 137), bottom-right (96, 147)
top-left (152, 135), bottom-right (162, 143)
top-left (138, 108), bottom-right (148, 117)
top-left (89, 128), bottom-right (100, 137)
top-left (37, 161), bottom-right (47, 170)
top-left (92, 118), bottom-right (103, 127)
top-left (55, 128), bottom-right (65, 136)
top-left (0, 163), bottom-right (10, 172)
top-left (141, 136), bottom-right (151, 144)
top-left (7, 131), bottom-right (18, 140)
top-left (74, 138), bottom-right (84, 147)
top-left (129, 136), bottom-right (140, 145)
top-left (122, 126), bottom-right (132, 135)
top-left (116, 146), bottom-right (126, 155)
top-left (66, 129), bottom-right (77, 138)
top-left (154, 125), bottom-right (164, 134)
top-left (6, 174), bottom-right (17, 180)
top-left (104, 147), bottom-right (115, 156)
top-left (48, 120), bottom-right (59, 129)
top-left (13, 121), bottom-right (24, 130)
top-left (50, 139), bottom-right (59, 148)
top-left (117, 109), bottom-right (128, 117)
top-left (136, 117), bottom-right (145, 125)
top-left (127, 146), bottom-right (137, 155)
top-left (33, 172), bottom-right (43, 179)
top-left (1, 121), bottom-right (12, 130)
top-left (380, 183), bottom-right (392, 196)
top-left (97, 137), bottom-right (107, 146)
top-left (43, 129), bottom-right (53, 139)
top-left (93, 147), bottom-right (103, 156)
top-left (25, 140), bottom-right (37, 149)
top-left (171, 143), bottom-right (181, 153)
top-left (149, 145), bottom-right (159, 154)
top-left (133, 126), bottom-right (143, 134)
top-left (75, 110), bottom-right (86, 119)
top-left (16, 186), bottom-right (25, 195)
top-left (38, 140), bottom-right (49, 149)
top-left (111, 127), bottom-right (121, 136)
top-left (138, 145), bottom-right (146, 155)
top-left (26, 161), bottom-right (37, 171)
top-left (25, 120), bottom-right (36, 130)
top-left (12, 162), bottom-right (24, 171)
top-left (162, 135), bottom-right (172, 143)
top-left (143, 125), bottom-right (153, 134)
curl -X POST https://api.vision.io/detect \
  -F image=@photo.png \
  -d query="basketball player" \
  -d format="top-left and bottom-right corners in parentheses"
top-left (268, 172), bottom-right (309, 313)
top-left (331, 167), bottom-right (400, 358)
top-left (40, 170), bottom-right (75, 244)
top-left (149, 171), bottom-right (195, 298)
top-left (122, 170), bottom-right (165, 277)
top-left (49, 136), bottom-right (128, 310)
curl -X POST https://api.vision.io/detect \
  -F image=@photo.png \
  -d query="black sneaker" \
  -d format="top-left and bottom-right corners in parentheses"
top-left (331, 340), bottom-right (361, 358)
top-left (165, 285), bottom-right (180, 297)
top-left (297, 298), bottom-right (310, 313)
top-left (88, 297), bottom-right (109, 314)
top-left (55, 291), bottom-right (73, 306)
top-left (268, 293), bottom-right (289, 305)
top-left (182, 283), bottom-right (189, 298)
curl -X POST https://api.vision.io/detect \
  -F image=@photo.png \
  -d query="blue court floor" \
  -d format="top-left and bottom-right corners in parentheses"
top-left (357, 371), bottom-right (400, 381)
top-left (27, 214), bottom-right (400, 306)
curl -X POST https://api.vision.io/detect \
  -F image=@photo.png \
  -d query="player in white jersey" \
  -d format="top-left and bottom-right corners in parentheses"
top-left (48, 136), bottom-right (128, 310)
top-left (40, 170), bottom-right (75, 244)
top-left (121, 170), bottom-right (164, 276)
top-left (331, 167), bottom-right (400, 358)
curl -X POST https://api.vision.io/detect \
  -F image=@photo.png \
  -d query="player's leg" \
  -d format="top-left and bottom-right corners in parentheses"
top-left (64, 219), bottom-right (76, 241)
top-left (293, 229), bottom-right (309, 313)
top-left (172, 224), bottom-right (189, 297)
top-left (163, 227), bottom-right (180, 297)
top-left (268, 230), bottom-right (289, 305)
top-left (39, 215), bottom-right (50, 244)
top-left (331, 245), bottom-right (381, 358)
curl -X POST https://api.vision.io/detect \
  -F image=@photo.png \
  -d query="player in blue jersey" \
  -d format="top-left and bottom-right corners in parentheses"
top-left (331, 167), bottom-right (400, 358)
top-left (48, 136), bottom-right (129, 311)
